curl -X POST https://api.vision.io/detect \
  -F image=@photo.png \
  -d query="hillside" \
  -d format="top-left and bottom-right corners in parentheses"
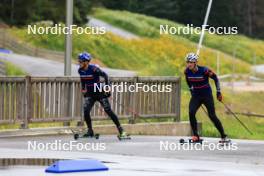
top-left (9, 28), bottom-right (250, 76)
top-left (93, 8), bottom-right (264, 64)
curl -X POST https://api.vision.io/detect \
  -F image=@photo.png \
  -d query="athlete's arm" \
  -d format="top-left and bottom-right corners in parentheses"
top-left (205, 68), bottom-right (222, 101)
top-left (184, 69), bottom-right (192, 90)
top-left (78, 70), bottom-right (87, 93)
top-left (94, 67), bottom-right (109, 85)
top-left (205, 68), bottom-right (221, 92)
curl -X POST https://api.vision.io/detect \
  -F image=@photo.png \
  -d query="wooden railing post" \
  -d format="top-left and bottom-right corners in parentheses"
top-left (64, 79), bottom-right (73, 126)
top-left (175, 77), bottom-right (181, 122)
top-left (129, 76), bottom-right (139, 124)
top-left (21, 76), bottom-right (32, 129)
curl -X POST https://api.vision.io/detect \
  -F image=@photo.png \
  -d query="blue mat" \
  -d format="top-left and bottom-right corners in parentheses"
top-left (0, 48), bottom-right (12, 54)
top-left (45, 159), bottom-right (109, 173)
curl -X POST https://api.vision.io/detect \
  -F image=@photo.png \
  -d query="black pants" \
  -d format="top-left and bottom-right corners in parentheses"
top-left (83, 95), bottom-right (121, 130)
top-left (189, 94), bottom-right (226, 138)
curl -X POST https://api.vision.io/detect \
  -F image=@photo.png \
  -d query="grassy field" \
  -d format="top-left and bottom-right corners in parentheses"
top-left (8, 8), bottom-right (258, 76)
top-left (93, 8), bottom-right (264, 64)
top-left (1, 60), bottom-right (26, 76)
top-left (9, 27), bottom-right (250, 76)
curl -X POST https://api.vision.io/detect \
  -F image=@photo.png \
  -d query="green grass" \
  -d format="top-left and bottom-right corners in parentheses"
top-left (9, 26), bottom-right (251, 76)
top-left (180, 81), bottom-right (264, 140)
top-left (8, 7), bottom-right (255, 76)
top-left (93, 8), bottom-right (264, 64)
top-left (2, 60), bottom-right (26, 76)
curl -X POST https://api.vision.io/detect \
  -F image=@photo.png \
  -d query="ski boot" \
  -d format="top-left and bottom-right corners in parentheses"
top-left (189, 135), bottom-right (203, 144)
top-left (117, 127), bottom-right (131, 140)
top-left (83, 129), bottom-right (95, 137)
top-left (219, 136), bottom-right (231, 146)
top-left (74, 129), bottom-right (99, 140)
top-left (179, 136), bottom-right (203, 144)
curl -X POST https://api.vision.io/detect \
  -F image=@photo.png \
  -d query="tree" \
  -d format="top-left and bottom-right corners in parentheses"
top-left (0, 0), bottom-right (93, 26)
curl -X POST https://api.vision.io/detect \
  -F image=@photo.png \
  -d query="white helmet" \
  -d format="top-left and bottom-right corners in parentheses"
top-left (186, 53), bottom-right (198, 62)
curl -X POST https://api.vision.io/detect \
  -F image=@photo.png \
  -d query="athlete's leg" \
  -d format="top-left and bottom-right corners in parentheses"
top-left (98, 97), bottom-right (123, 133)
top-left (189, 96), bottom-right (202, 137)
top-left (83, 97), bottom-right (96, 131)
top-left (203, 94), bottom-right (226, 138)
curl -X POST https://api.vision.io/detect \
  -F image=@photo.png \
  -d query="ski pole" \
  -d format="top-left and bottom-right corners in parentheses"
top-left (109, 96), bottom-right (139, 117)
top-left (221, 101), bottom-right (253, 135)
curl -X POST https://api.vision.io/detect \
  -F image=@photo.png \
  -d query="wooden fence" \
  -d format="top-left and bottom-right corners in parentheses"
top-left (0, 76), bottom-right (181, 128)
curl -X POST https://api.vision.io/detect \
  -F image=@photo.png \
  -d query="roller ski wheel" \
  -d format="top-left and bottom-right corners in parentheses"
top-left (74, 133), bottom-right (80, 140)
top-left (74, 133), bottom-right (100, 140)
top-left (81, 133), bottom-right (100, 139)
top-left (179, 136), bottom-right (203, 144)
top-left (70, 129), bottom-right (81, 140)
top-left (72, 129), bottom-right (100, 140)
top-left (117, 132), bottom-right (131, 141)
top-left (219, 137), bottom-right (231, 146)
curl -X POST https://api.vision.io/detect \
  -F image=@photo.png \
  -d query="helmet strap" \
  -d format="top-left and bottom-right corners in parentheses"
top-left (190, 64), bottom-right (198, 72)
top-left (194, 64), bottom-right (198, 71)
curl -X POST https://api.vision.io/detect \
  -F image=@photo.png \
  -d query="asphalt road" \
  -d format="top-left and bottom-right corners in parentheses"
top-left (0, 135), bottom-right (263, 176)
top-left (0, 52), bottom-right (137, 77)
top-left (87, 17), bottom-right (139, 39)
top-left (253, 65), bottom-right (264, 74)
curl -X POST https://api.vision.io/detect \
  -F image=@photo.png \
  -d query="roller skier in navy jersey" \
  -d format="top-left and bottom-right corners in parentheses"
top-left (184, 53), bottom-right (231, 144)
top-left (77, 52), bottom-right (129, 140)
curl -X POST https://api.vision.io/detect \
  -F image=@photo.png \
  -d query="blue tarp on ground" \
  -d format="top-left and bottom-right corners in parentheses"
top-left (0, 48), bottom-right (12, 54)
top-left (45, 159), bottom-right (109, 173)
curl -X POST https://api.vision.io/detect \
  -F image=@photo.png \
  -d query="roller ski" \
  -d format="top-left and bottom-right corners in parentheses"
top-left (117, 127), bottom-right (131, 140)
top-left (179, 136), bottom-right (203, 144)
top-left (117, 132), bottom-right (131, 140)
top-left (219, 136), bottom-right (231, 146)
top-left (71, 129), bottom-right (100, 140)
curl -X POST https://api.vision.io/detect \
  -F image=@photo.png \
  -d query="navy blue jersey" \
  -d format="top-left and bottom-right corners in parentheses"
top-left (78, 64), bottom-right (109, 95)
top-left (184, 65), bottom-right (220, 96)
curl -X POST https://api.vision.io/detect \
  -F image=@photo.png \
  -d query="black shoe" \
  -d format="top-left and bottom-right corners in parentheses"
top-left (117, 126), bottom-right (124, 134)
top-left (219, 136), bottom-right (231, 144)
top-left (83, 129), bottom-right (94, 137)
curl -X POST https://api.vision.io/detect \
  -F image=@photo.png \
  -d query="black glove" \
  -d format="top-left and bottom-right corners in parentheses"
top-left (81, 89), bottom-right (88, 97)
top-left (104, 91), bottom-right (111, 98)
top-left (103, 85), bottom-right (111, 98)
top-left (217, 91), bottom-right (223, 102)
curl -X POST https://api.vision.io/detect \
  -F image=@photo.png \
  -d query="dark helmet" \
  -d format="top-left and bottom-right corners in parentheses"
top-left (78, 52), bottom-right (92, 62)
